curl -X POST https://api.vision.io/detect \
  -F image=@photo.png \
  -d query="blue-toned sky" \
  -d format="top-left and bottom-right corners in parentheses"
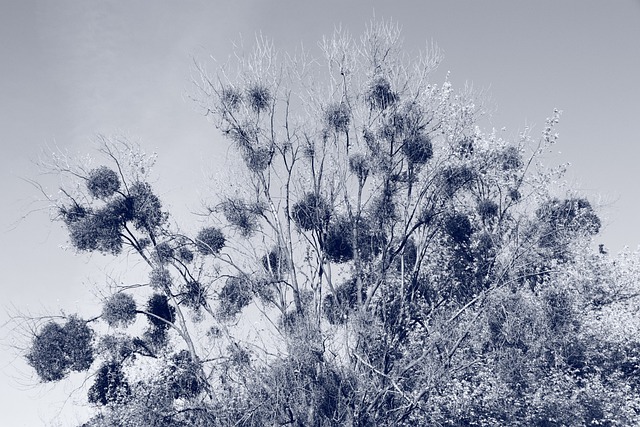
top-left (1, 1), bottom-right (639, 425)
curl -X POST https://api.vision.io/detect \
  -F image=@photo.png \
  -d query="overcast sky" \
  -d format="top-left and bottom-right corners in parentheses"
top-left (1, 1), bottom-right (639, 425)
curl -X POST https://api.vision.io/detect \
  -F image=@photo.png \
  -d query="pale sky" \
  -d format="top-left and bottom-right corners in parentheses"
top-left (1, 1), bottom-right (639, 425)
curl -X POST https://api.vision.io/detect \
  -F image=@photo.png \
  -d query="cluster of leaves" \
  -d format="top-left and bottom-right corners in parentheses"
top-left (218, 276), bottom-right (253, 319)
top-left (144, 293), bottom-right (175, 346)
top-left (87, 362), bottom-right (130, 405)
top-left (26, 316), bottom-right (93, 382)
top-left (322, 278), bottom-right (366, 324)
top-left (60, 167), bottom-right (166, 255)
top-left (195, 226), bottom-right (225, 255)
top-left (102, 293), bottom-right (137, 328)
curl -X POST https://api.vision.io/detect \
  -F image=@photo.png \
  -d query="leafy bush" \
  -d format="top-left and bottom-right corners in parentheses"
top-left (402, 133), bottom-right (433, 165)
top-left (221, 86), bottom-right (242, 111)
top-left (149, 267), bottom-right (172, 290)
top-left (195, 226), bottom-right (225, 255)
top-left (322, 278), bottom-right (365, 324)
top-left (182, 280), bottom-right (207, 309)
top-left (176, 246), bottom-right (194, 263)
top-left (478, 199), bottom-right (499, 222)
top-left (218, 277), bottom-right (253, 319)
top-left (154, 242), bottom-right (174, 264)
top-left (325, 102), bottom-right (350, 133)
top-left (367, 76), bottom-right (397, 110)
top-left (27, 317), bottom-right (93, 382)
top-left (145, 294), bottom-right (175, 329)
top-left (87, 362), bottom-right (130, 405)
top-left (102, 293), bottom-right (137, 327)
top-left (68, 205), bottom-right (123, 255)
top-left (444, 213), bottom-right (473, 244)
top-left (291, 192), bottom-right (331, 231)
top-left (128, 182), bottom-right (165, 231)
top-left (221, 198), bottom-right (262, 237)
top-left (348, 153), bottom-right (371, 181)
top-left (86, 166), bottom-right (121, 199)
top-left (247, 83), bottom-right (271, 112)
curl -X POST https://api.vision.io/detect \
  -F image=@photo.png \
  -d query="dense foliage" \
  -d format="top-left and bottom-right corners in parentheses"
top-left (24, 21), bottom-right (640, 426)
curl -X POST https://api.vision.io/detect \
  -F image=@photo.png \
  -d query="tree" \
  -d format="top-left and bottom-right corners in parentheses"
top-left (21, 20), bottom-right (640, 426)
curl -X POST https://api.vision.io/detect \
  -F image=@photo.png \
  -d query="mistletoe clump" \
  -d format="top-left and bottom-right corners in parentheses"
top-left (86, 166), bottom-right (121, 199)
top-left (348, 153), bottom-right (371, 181)
top-left (500, 145), bottom-right (523, 171)
top-left (367, 76), bottom-right (398, 110)
top-left (176, 246), bottom-right (194, 263)
top-left (102, 293), bottom-right (137, 328)
top-left (325, 102), bottom-right (351, 133)
top-left (221, 86), bottom-right (242, 111)
top-left (154, 242), bottom-right (174, 264)
top-left (195, 226), bottom-right (225, 255)
top-left (127, 181), bottom-right (165, 231)
top-left (221, 198), bottom-right (262, 237)
top-left (444, 213), bottom-right (473, 244)
top-left (218, 277), bottom-right (253, 319)
top-left (26, 317), bottom-right (94, 382)
top-left (291, 193), bottom-right (331, 231)
top-left (145, 294), bottom-right (175, 329)
top-left (322, 217), bottom-right (384, 263)
top-left (478, 199), bottom-right (499, 222)
top-left (247, 83), bottom-right (271, 113)
top-left (87, 362), bottom-right (130, 405)
top-left (323, 278), bottom-right (365, 324)
top-left (59, 203), bottom-right (90, 225)
top-left (167, 350), bottom-right (205, 399)
top-left (182, 280), bottom-right (207, 309)
top-left (149, 268), bottom-right (172, 290)
top-left (242, 145), bottom-right (274, 172)
top-left (441, 165), bottom-right (476, 198)
top-left (402, 133), bottom-right (433, 165)
top-left (262, 247), bottom-right (288, 278)
top-left (67, 204), bottom-right (123, 255)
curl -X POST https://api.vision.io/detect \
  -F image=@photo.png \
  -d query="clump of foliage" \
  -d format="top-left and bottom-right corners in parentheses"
top-left (247, 83), bottom-right (271, 112)
top-left (291, 192), bottom-right (331, 231)
top-left (348, 153), bottom-right (371, 181)
top-left (218, 276), bottom-right (252, 319)
top-left (220, 198), bottom-right (262, 237)
top-left (127, 181), bottom-right (165, 231)
top-left (145, 293), bottom-right (175, 328)
top-left (220, 86), bottom-right (242, 111)
top-left (402, 132), bottom-right (433, 165)
top-left (166, 350), bottom-right (205, 399)
top-left (26, 317), bottom-right (93, 382)
top-left (182, 280), bottom-right (207, 309)
top-left (441, 165), bottom-right (476, 197)
top-left (176, 245), bottom-right (194, 263)
top-left (149, 267), bottom-right (172, 289)
top-left (87, 362), bottom-right (130, 405)
top-left (242, 145), bottom-right (273, 172)
top-left (367, 76), bottom-right (398, 110)
top-left (86, 166), bottom-right (121, 199)
top-left (322, 278), bottom-right (366, 324)
top-left (478, 198), bottom-right (499, 222)
top-left (102, 293), bottom-right (137, 328)
top-left (500, 145), bottom-right (523, 170)
top-left (153, 241), bottom-right (174, 264)
top-left (444, 212), bottom-right (473, 244)
top-left (195, 226), bottom-right (225, 255)
top-left (261, 246), bottom-right (288, 278)
top-left (325, 102), bottom-right (351, 133)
